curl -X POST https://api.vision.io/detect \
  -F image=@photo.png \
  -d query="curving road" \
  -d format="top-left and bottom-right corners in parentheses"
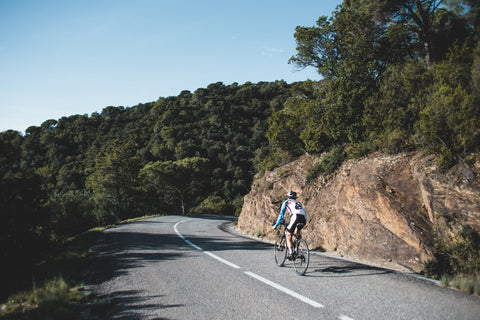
top-left (87, 215), bottom-right (480, 319)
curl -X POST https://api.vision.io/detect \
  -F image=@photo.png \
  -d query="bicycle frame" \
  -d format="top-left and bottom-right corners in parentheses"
top-left (273, 221), bottom-right (310, 275)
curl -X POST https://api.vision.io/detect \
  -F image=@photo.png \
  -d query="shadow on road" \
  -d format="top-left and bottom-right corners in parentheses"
top-left (302, 253), bottom-right (394, 278)
top-left (85, 216), bottom-right (392, 319)
top-left (85, 217), bottom-right (271, 319)
top-left (94, 290), bottom-right (183, 320)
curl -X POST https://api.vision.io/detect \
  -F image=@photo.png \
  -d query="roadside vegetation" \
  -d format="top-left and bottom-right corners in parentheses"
top-left (0, 227), bottom-right (103, 319)
top-left (0, 215), bottom-right (161, 319)
top-left (425, 225), bottom-right (480, 295)
top-left (1, 0), bottom-right (480, 312)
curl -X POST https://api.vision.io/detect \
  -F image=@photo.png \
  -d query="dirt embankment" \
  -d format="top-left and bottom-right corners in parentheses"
top-left (237, 152), bottom-right (480, 272)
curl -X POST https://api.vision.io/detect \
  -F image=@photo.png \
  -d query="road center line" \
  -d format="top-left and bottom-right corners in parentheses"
top-left (204, 251), bottom-right (241, 269)
top-left (244, 271), bottom-right (324, 309)
top-left (173, 219), bottom-right (354, 319)
top-left (174, 220), bottom-right (240, 269)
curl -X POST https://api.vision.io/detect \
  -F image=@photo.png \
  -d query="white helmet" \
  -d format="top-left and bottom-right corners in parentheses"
top-left (287, 191), bottom-right (297, 199)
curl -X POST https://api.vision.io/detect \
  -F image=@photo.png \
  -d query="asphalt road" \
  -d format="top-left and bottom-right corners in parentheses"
top-left (87, 215), bottom-right (480, 319)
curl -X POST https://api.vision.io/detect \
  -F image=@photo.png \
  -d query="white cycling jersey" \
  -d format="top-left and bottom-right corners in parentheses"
top-left (273, 199), bottom-right (306, 229)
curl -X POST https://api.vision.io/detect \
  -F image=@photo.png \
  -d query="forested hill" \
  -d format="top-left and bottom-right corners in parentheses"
top-left (0, 81), bottom-right (293, 295)
top-left (3, 80), bottom-right (291, 223)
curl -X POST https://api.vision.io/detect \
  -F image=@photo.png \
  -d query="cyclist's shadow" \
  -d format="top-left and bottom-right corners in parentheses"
top-left (303, 253), bottom-right (394, 278)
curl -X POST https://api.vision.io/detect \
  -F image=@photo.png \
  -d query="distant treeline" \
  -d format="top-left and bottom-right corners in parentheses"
top-left (0, 80), bottom-right (292, 297)
top-left (1, 0), bottom-right (480, 298)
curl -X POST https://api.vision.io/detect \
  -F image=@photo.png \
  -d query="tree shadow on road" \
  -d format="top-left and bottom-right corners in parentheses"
top-left (93, 290), bottom-right (183, 320)
top-left (84, 217), bottom-right (270, 319)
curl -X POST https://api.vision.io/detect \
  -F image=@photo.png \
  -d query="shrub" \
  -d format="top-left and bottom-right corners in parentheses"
top-left (191, 196), bottom-right (232, 215)
top-left (414, 78), bottom-right (478, 172)
top-left (424, 225), bottom-right (480, 294)
top-left (306, 145), bottom-right (346, 182)
top-left (441, 274), bottom-right (480, 296)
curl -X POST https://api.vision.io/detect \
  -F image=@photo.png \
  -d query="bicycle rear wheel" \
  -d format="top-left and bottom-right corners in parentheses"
top-left (293, 239), bottom-right (309, 275)
top-left (274, 234), bottom-right (287, 267)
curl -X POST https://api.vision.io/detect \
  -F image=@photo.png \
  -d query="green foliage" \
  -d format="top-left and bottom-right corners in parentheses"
top-left (49, 190), bottom-right (95, 237)
top-left (0, 277), bottom-right (85, 319)
top-left (31, 277), bottom-right (82, 314)
top-left (275, 1), bottom-right (479, 174)
top-left (288, 7), bottom-right (381, 146)
top-left (363, 60), bottom-right (429, 153)
top-left (346, 0), bottom-right (463, 65)
top-left (86, 139), bottom-right (142, 223)
top-left (190, 195), bottom-right (233, 215)
top-left (0, 228), bottom-right (105, 319)
top-left (140, 157), bottom-right (209, 215)
top-left (413, 44), bottom-right (480, 171)
top-left (253, 145), bottom-right (294, 175)
top-left (424, 225), bottom-right (480, 280)
top-left (442, 274), bottom-right (480, 295)
top-left (1, 80), bottom-right (292, 299)
top-left (306, 145), bottom-right (346, 182)
top-left (2, 0), bottom-right (480, 303)
top-left (266, 107), bottom-right (304, 156)
top-left (415, 84), bottom-right (476, 170)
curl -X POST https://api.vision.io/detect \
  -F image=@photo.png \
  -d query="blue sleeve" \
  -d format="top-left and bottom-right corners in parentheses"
top-left (273, 201), bottom-right (287, 228)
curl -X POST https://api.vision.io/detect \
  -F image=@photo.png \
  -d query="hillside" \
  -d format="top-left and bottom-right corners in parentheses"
top-left (0, 80), bottom-right (293, 299)
top-left (237, 151), bottom-right (480, 273)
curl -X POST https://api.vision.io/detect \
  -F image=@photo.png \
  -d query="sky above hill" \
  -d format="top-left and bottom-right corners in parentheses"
top-left (0, 0), bottom-right (342, 133)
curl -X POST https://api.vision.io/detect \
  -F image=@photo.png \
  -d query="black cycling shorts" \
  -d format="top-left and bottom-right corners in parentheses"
top-left (286, 214), bottom-right (306, 233)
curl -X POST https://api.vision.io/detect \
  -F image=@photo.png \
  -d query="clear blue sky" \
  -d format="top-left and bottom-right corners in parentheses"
top-left (0, 0), bottom-right (342, 133)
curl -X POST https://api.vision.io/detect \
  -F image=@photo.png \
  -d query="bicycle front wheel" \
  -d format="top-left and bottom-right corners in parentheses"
top-left (274, 234), bottom-right (287, 267)
top-left (293, 239), bottom-right (309, 276)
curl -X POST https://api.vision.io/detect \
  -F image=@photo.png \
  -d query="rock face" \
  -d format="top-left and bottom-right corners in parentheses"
top-left (237, 152), bottom-right (480, 272)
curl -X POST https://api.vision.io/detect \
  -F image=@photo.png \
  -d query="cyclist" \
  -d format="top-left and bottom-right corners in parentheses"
top-left (272, 191), bottom-right (307, 259)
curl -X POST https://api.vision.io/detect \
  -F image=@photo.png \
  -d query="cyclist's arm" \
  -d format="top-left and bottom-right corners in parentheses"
top-left (272, 201), bottom-right (287, 229)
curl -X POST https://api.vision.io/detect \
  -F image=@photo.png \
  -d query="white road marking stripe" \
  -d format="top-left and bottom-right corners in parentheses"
top-left (244, 271), bottom-right (324, 309)
top-left (174, 220), bottom-right (240, 269)
top-left (174, 219), bottom-right (355, 319)
top-left (205, 251), bottom-right (241, 269)
top-left (184, 239), bottom-right (203, 251)
top-left (174, 221), bottom-right (203, 250)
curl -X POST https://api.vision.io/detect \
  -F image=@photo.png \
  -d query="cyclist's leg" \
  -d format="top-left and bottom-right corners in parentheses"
top-left (286, 215), bottom-right (300, 255)
top-left (294, 215), bottom-right (307, 239)
top-left (285, 230), bottom-right (293, 254)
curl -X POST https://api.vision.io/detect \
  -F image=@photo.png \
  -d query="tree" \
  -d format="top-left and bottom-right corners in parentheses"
top-left (140, 157), bottom-right (209, 215)
top-left (414, 79), bottom-right (478, 170)
top-left (413, 43), bottom-right (480, 170)
top-left (346, 0), bottom-right (458, 66)
top-left (0, 130), bottom-right (23, 174)
top-left (363, 60), bottom-right (430, 152)
top-left (289, 7), bottom-right (380, 144)
top-left (86, 140), bottom-right (141, 222)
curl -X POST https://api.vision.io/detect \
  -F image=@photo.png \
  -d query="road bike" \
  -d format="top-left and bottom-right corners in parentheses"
top-left (273, 221), bottom-right (310, 276)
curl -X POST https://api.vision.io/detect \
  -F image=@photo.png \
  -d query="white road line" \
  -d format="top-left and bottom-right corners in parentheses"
top-left (244, 271), bottom-right (324, 309)
top-left (174, 220), bottom-right (240, 269)
top-left (174, 219), bottom-right (354, 320)
top-left (205, 251), bottom-right (241, 269)
top-left (174, 221), bottom-right (203, 251)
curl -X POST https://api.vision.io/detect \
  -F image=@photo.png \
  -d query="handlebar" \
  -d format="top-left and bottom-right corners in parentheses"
top-left (272, 220), bottom-right (286, 230)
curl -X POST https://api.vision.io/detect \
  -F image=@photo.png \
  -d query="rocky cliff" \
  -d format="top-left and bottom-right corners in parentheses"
top-left (237, 152), bottom-right (480, 272)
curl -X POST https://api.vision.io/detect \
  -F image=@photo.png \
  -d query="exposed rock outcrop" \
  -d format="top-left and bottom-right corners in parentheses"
top-left (237, 152), bottom-right (480, 272)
